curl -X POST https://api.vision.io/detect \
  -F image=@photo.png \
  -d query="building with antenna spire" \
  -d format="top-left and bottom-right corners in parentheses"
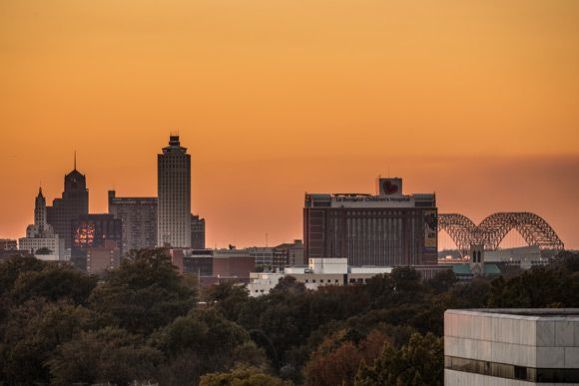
top-left (46, 153), bottom-right (89, 252)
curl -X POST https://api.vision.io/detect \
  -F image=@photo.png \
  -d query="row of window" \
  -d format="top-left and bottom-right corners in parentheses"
top-left (304, 279), bottom-right (341, 284)
top-left (445, 356), bottom-right (579, 383)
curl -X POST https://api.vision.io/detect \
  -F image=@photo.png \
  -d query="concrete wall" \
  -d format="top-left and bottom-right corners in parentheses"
top-left (445, 310), bottom-right (579, 369)
top-left (445, 309), bottom-right (579, 386)
top-left (445, 369), bottom-right (557, 386)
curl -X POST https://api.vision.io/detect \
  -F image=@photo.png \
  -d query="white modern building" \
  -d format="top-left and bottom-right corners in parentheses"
top-left (18, 187), bottom-right (64, 261)
top-left (247, 258), bottom-right (392, 297)
top-left (485, 246), bottom-right (549, 270)
top-left (445, 309), bottom-right (579, 385)
top-left (157, 134), bottom-right (192, 248)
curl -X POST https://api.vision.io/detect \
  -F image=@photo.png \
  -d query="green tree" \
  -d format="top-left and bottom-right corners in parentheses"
top-left (35, 247), bottom-right (52, 255)
top-left (47, 326), bottom-right (162, 386)
top-left (89, 249), bottom-right (196, 334)
top-left (270, 276), bottom-right (306, 296)
top-left (488, 264), bottom-right (579, 308)
top-left (204, 281), bottom-right (250, 321)
top-left (426, 269), bottom-right (457, 294)
top-left (355, 333), bottom-right (443, 386)
top-left (151, 309), bottom-right (267, 384)
top-left (304, 329), bottom-right (388, 386)
top-left (0, 256), bottom-right (45, 296)
top-left (0, 298), bottom-right (94, 384)
top-left (11, 263), bottom-right (97, 305)
top-left (199, 366), bottom-right (293, 386)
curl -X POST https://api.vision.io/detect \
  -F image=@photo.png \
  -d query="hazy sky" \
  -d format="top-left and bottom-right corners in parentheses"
top-left (1, 0), bottom-right (578, 248)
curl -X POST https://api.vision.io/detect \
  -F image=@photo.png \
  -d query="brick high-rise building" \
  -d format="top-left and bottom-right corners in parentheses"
top-left (304, 178), bottom-right (438, 267)
top-left (191, 214), bottom-right (206, 249)
top-left (108, 191), bottom-right (157, 251)
top-left (157, 135), bottom-right (191, 248)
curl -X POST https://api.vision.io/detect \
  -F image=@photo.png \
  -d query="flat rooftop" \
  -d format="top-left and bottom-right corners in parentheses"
top-left (474, 308), bottom-right (579, 316)
top-left (448, 308), bottom-right (579, 319)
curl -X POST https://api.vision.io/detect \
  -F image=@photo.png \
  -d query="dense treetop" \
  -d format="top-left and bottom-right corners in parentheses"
top-left (0, 249), bottom-right (577, 385)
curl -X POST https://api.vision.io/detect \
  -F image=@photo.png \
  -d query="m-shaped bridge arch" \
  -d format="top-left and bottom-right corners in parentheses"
top-left (438, 212), bottom-right (564, 257)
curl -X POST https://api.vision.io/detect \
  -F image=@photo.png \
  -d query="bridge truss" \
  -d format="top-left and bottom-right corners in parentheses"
top-left (438, 212), bottom-right (564, 257)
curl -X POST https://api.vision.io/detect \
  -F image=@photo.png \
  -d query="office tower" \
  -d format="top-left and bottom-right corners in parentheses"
top-left (108, 191), bottom-right (157, 251)
top-left (304, 178), bottom-right (438, 267)
top-left (157, 135), bottom-right (191, 248)
top-left (46, 158), bottom-right (89, 249)
top-left (71, 214), bottom-right (122, 271)
top-left (191, 214), bottom-right (206, 249)
top-left (19, 187), bottom-right (64, 260)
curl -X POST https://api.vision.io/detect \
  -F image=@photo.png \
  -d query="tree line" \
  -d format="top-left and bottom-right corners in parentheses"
top-left (0, 249), bottom-right (577, 385)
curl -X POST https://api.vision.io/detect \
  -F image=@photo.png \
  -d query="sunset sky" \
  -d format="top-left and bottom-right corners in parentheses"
top-left (1, 0), bottom-right (578, 249)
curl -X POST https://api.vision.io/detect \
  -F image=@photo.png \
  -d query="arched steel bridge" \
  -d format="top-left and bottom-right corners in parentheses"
top-left (438, 212), bottom-right (564, 257)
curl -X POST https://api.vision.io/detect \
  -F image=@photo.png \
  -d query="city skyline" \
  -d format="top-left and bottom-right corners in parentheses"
top-left (1, 147), bottom-right (577, 249)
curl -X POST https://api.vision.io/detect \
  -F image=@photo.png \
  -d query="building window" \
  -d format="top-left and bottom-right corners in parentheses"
top-left (514, 366), bottom-right (527, 380)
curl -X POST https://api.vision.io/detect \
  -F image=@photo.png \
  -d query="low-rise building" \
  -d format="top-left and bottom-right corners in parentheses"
top-left (274, 240), bottom-right (305, 267)
top-left (485, 246), bottom-right (549, 270)
top-left (0, 239), bottom-right (17, 251)
top-left (180, 248), bottom-right (255, 286)
top-left (247, 258), bottom-right (392, 297)
top-left (445, 309), bottom-right (579, 385)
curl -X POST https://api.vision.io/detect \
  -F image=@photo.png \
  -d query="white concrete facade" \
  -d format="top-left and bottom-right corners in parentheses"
top-left (444, 309), bottom-right (579, 385)
top-left (485, 246), bottom-right (548, 270)
top-left (246, 258), bottom-right (392, 297)
top-left (19, 236), bottom-right (64, 261)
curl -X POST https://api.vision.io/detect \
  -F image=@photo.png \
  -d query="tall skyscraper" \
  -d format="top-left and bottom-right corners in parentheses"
top-left (157, 135), bottom-right (191, 248)
top-left (46, 157), bottom-right (89, 249)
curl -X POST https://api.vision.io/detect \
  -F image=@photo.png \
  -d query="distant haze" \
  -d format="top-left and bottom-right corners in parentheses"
top-left (1, 1), bottom-right (578, 248)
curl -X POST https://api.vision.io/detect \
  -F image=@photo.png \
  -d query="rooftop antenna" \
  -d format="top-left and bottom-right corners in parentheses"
top-left (265, 232), bottom-right (269, 247)
top-left (74, 151), bottom-right (77, 170)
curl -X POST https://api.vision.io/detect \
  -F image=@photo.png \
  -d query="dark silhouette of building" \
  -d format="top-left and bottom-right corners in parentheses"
top-left (157, 135), bottom-right (191, 248)
top-left (71, 214), bottom-right (122, 271)
top-left (108, 191), bottom-right (157, 251)
top-left (304, 178), bottom-right (438, 267)
top-left (0, 239), bottom-right (17, 251)
top-left (191, 214), bottom-right (206, 249)
top-left (274, 239), bottom-right (305, 267)
top-left (87, 239), bottom-right (122, 275)
top-left (46, 158), bottom-right (89, 250)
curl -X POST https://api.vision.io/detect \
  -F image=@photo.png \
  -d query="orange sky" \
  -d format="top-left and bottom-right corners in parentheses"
top-left (1, 0), bottom-right (578, 249)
